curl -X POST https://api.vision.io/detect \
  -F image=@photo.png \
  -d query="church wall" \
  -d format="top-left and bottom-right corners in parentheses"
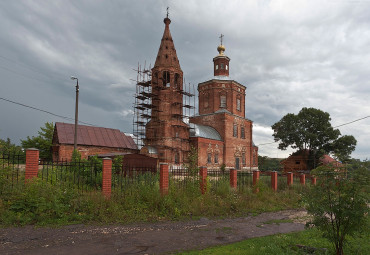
top-left (190, 137), bottom-right (224, 169)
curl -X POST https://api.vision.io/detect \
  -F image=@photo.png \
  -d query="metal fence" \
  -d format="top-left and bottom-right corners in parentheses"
top-left (112, 165), bottom-right (159, 194)
top-left (38, 160), bottom-right (102, 192)
top-left (0, 152), bottom-right (25, 188)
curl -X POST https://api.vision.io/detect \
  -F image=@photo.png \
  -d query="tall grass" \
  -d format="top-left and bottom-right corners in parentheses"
top-left (0, 170), bottom-right (303, 226)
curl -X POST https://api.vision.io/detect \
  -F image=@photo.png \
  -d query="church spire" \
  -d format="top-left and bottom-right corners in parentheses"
top-left (154, 10), bottom-right (181, 70)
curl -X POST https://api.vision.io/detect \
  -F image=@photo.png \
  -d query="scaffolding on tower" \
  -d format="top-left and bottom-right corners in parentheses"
top-left (133, 63), bottom-right (157, 149)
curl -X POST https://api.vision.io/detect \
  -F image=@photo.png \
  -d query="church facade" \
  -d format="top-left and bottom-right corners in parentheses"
top-left (141, 15), bottom-right (258, 171)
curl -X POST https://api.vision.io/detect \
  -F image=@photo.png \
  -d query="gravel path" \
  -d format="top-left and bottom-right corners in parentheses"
top-left (0, 209), bottom-right (308, 255)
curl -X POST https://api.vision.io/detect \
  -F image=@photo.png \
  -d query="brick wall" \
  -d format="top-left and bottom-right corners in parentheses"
top-left (190, 137), bottom-right (224, 168)
top-left (190, 111), bottom-right (255, 170)
top-left (53, 144), bottom-right (138, 161)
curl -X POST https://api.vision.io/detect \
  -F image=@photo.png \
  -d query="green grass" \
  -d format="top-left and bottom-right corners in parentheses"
top-left (0, 174), bottom-right (303, 226)
top-left (180, 225), bottom-right (370, 255)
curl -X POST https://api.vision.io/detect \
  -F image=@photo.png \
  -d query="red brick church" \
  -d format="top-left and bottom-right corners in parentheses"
top-left (141, 15), bottom-right (258, 171)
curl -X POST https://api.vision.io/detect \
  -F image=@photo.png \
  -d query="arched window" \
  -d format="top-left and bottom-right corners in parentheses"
top-left (236, 97), bottom-right (241, 111)
top-left (215, 64), bottom-right (219, 70)
top-left (233, 124), bottom-right (238, 137)
top-left (174, 153), bottom-right (179, 164)
top-left (241, 126), bottom-right (245, 139)
top-left (163, 71), bottom-right (170, 87)
top-left (207, 153), bottom-right (212, 164)
top-left (214, 153), bottom-right (219, 164)
top-left (174, 73), bottom-right (180, 88)
top-left (226, 65), bottom-right (228, 70)
top-left (220, 63), bottom-right (224, 69)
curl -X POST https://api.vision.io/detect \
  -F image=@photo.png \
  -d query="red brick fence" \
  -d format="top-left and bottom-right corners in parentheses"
top-left (22, 149), bottom-right (316, 199)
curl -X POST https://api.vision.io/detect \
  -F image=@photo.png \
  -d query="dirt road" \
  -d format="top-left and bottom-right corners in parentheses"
top-left (0, 209), bottom-right (308, 255)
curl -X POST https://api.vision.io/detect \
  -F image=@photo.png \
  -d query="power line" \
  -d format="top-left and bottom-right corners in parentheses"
top-left (334, 115), bottom-right (370, 128)
top-left (0, 97), bottom-right (96, 126)
top-left (0, 55), bottom-right (67, 83)
top-left (257, 115), bottom-right (370, 147)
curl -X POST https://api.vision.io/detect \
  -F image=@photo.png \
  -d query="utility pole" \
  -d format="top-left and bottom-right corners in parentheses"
top-left (71, 76), bottom-right (79, 151)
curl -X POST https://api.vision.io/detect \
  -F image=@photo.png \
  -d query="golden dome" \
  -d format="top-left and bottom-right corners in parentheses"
top-left (217, 44), bottom-right (225, 55)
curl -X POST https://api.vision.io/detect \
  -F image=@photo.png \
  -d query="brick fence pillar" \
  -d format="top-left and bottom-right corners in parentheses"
top-left (311, 176), bottom-right (316, 185)
top-left (160, 163), bottom-right (169, 195)
top-left (230, 168), bottom-right (237, 189)
top-left (102, 158), bottom-right (112, 199)
top-left (25, 148), bottom-right (39, 183)
top-left (253, 170), bottom-right (260, 193)
top-left (271, 171), bottom-right (278, 191)
top-left (300, 174), bottom-right (306, 185)
top-left (199, 166), bottom-right (207, 194)
top-left (287, 172), bottom-right (293, 186)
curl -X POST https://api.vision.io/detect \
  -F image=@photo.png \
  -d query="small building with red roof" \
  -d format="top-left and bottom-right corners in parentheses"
top-left (52, 122), bottom-right (138, 161)
top-left (281, 149), bottom-right (342, 173)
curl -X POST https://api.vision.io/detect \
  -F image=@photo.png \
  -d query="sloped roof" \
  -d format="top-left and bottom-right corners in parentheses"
top-left (154, 17), bottom-right (181, 70)
top-left (54, 122), bottom-right (137, 150)
top-left (189, 123), bottom-right (222, 141)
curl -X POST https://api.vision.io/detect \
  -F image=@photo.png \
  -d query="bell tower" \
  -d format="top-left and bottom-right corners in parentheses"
top-left (198, 37), bottom-right (246, 118)
top-left (144, 13), bottom-right (190, 164)
top-left (213, 34), bottom-right (230, 77)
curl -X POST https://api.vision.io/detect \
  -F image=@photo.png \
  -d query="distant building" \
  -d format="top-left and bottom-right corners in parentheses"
top-left (140, 15), bottom-right (258, 171)
top-left (281, 149), bottom-right (342, 173)
top-left (52, 122), bottom-right (138, 161)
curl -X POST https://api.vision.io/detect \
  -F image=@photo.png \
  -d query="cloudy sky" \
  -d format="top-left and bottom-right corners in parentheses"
top-left (0, 0), bottom-right (369, 160)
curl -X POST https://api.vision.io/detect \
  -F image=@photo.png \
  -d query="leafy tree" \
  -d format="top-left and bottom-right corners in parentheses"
top-left (272, 107), bottom-right (356, 169)
top-left (258, 155), bottom-right (282, 171)
top-left (303, 163), bottom-right (369, 255)
top-left (21, 122), bottom-right (54, 161)
top-left (187, 145), bottom-right (199, 176)
top-left (0, 138), bottom-right (24, 155)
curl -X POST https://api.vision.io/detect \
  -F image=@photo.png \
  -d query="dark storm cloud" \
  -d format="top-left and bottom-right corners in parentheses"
top-left (0, 0), bottom-right (369, 160)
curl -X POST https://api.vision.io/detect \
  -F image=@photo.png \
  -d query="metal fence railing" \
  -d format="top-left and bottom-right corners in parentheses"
top-left (112, 166), bottom-right (159, 194)
top-left (39, 159), bottom-right (102, 192)
top-left (0, 152), bottom-right (25, 188)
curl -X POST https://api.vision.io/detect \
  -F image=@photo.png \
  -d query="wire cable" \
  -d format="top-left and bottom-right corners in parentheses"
top-left (0, 97), bottom-right (96, 126)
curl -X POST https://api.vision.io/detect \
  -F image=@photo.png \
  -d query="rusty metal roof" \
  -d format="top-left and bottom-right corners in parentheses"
top-left (54, 122), bottom-right (137, 150)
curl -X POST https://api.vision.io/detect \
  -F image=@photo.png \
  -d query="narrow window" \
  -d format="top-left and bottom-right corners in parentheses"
top-left (233, 124), bottom-right (238, 137)
top-left (242, 153), bottom-right (246, 166)
top-left (241, 126), bottom-right (245, 139)
top-left (235, 157), bottom-right (240, 170)
top-left (214, 153), bottom-right (219, 164)
top-left (163, 71), bottom-right (170, 87)
top-left (175, 153), bottom-right (179, 164)
top-left (207, 153), bottom-right (212, 164)
top-left (216, 64), bottom-right (219, 70)
top-left (220, 63), bottom-right (224, 69)
top-left (220, 95), bottom-right (226, 108)
top-left (174, 73), bottom-right (180, 88)
top-left (226, 65), bottom-right (228, 70)
top-left (236, 98), bottom-right (241, 111)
